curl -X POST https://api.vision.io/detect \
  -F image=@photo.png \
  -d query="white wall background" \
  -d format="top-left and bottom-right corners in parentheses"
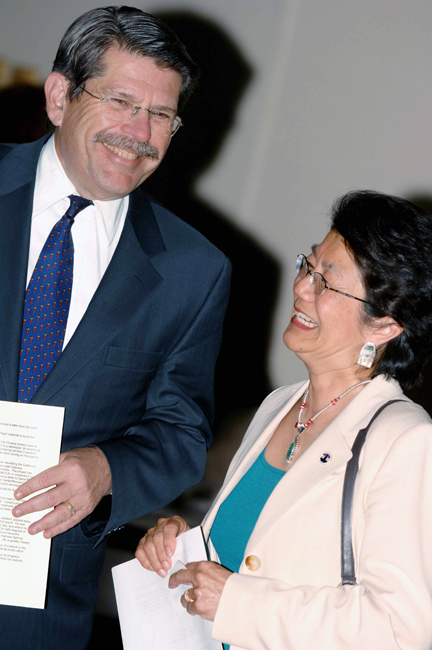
top-left (1, 0), bottom-right (432, 388)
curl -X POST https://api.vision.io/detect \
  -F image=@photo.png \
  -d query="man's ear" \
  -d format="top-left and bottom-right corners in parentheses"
top-left (45, 72), bottom-right (69, 128)
top-left (369, 316), bottom-right (404, 348)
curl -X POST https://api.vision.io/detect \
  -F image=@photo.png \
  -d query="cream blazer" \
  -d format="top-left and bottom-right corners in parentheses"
top-left (201, 375), bottom-right (432, 650)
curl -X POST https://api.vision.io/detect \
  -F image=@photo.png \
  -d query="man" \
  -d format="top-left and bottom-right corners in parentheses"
top-left (0, 6), bottom-right (230, 648)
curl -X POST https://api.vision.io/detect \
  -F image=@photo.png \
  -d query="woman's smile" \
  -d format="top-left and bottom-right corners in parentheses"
top-left (292, 308), bottom-right (318, 329)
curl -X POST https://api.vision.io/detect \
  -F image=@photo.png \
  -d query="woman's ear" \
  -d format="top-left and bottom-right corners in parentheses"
top-left (45, 72), bottom-right (69, 128)
top-left (368, 316), bottom-right (404, 348)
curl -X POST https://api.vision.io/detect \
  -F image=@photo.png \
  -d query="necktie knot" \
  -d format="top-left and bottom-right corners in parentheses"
top-left (65, 194), bottom-right (94, 221)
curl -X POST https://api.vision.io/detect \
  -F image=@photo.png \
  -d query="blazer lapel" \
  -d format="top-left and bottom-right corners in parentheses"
top-left (245, 377), bottom-right (404, 551)
top-left (245, 417), bottom-right (354, 552)
top-left (203, 375), bottom-right (405, 549)
top-left (31, 190), bottom-right (167, 404)
top-left (202, 382), bottom-right (308, 535)
top-left (0, 138), bottom-right (49, 400)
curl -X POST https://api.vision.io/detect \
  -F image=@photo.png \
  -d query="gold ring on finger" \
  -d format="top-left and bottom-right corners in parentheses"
top-left (62, 501), bottom-right (76, 516)
top-left (184, 588), bottom-right (195, 603)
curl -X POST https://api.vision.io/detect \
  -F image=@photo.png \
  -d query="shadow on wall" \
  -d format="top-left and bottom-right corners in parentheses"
top-left (146, 10), bottom-right (281, 430)
top-left (404, 195), bottom-right (432, 418)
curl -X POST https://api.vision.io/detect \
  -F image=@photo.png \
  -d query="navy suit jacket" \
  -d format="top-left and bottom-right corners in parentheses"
top-left (0, 135), bottom-right (231, 649)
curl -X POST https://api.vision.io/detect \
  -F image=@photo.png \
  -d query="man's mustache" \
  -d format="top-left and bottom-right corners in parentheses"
top-left (92, 131), bottom-right (159, 160)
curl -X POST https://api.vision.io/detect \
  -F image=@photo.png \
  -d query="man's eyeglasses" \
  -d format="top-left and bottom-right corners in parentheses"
top-left (78, 87), bottom-right (182, 137)
top-left (296, 254), bottom-right (370, 304)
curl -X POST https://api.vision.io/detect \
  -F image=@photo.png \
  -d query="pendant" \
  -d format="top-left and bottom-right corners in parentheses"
top-left (284, 436), bottom-right (298, 465)
top-left (296, 424), bottom-right (305, 434)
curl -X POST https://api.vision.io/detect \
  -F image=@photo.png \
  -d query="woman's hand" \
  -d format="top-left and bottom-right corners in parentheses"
top-left (135, 516), bottom-right (190, 577)
top-left (169, 561), bottom-right (232, 622)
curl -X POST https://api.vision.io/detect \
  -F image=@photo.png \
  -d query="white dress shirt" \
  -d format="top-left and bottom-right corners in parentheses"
top-left (28, 136), bottom-right (128, 348)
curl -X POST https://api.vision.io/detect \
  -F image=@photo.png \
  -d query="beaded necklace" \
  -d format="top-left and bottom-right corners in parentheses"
top-left (284, 380), bottom-right (371, 466)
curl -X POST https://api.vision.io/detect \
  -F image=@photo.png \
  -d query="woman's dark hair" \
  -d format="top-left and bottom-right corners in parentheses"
top-left (331, 190), bottom-right (432, 389)
top-left (48, 5), bottom-right (199, 129)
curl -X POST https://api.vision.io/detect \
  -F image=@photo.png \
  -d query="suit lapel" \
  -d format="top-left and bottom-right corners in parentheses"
top-left (0, 138), bottom-right (167, 404)
top-left (31, 190), bottom-right (167, 404)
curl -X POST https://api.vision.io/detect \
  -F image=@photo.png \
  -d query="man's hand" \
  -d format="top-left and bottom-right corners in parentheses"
top-left (12, 447), bottom-right (112, 539)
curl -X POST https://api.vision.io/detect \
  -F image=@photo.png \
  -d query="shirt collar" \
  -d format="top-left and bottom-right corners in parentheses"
top-left (33, 134), bottom-right (127, 246)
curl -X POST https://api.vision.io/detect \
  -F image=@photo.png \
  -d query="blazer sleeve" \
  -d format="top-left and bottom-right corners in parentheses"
top-left (212, 423), bottom-right (432, 650)
top-left (89, 256), bottom-right (231, 541)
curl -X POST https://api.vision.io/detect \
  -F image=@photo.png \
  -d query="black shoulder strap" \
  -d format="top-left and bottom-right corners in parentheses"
top-left (340, 399), bottom-right (404, 586)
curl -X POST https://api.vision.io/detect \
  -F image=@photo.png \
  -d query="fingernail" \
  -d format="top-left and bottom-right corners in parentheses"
top-left (15, 491), bottom-right (22, 499)
top-left (13, 508), bottom-right (22, 517)
top-left (165, 547), bottom-right (172, 557)
top-left (157, 569), bottom-right (167, 578)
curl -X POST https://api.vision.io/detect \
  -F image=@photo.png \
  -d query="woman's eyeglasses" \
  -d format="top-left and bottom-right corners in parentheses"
top-left (296, 254), bottom-right (370, 304)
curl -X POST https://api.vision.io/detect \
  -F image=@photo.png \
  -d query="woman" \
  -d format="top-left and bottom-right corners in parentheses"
top-left (136, 190), bottom-right (432, 650)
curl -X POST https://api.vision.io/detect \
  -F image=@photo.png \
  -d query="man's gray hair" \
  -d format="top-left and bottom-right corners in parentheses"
top-left (51, 6), bottom-right (199, 111)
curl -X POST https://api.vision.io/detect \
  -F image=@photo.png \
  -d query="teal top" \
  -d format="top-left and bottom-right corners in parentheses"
top-left (210, 448), bottom-right (285, 650)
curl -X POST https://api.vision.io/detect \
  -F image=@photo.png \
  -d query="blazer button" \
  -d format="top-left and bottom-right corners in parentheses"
top-left (245, 555), bottom-right (261, 571)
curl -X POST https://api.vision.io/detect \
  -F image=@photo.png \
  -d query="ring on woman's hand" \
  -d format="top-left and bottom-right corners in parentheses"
top-left (184, 588), bottom-right (195, 603)
top-left (62, 501), bottom-right (76, 516)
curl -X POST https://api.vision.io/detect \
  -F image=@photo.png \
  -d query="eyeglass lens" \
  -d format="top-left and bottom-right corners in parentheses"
top-left (104, 100), bottom-right (179, 135)
top-left (79, 87), bottom-right (181, 136)
top-left (296, 255), bottom-right (325, 295)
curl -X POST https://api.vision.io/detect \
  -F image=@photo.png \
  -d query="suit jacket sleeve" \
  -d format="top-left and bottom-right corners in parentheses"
top-left (89, 254), bottom-right (231, 541)
top-left (212, 421), bottom-right (432, 650)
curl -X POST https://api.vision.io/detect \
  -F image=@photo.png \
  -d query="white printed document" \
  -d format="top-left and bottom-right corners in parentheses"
top-left (0, 400), bottom-right (65, 608)
top-left (112, 526), bottom-right (223, 650)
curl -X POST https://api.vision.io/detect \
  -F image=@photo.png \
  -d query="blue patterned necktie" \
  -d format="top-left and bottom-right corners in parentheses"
top-left (18, 195), bottom-right (93, 403)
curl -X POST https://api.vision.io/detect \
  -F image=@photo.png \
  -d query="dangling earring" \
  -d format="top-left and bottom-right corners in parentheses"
top-left (357, 342), bottom-right (376, 368)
